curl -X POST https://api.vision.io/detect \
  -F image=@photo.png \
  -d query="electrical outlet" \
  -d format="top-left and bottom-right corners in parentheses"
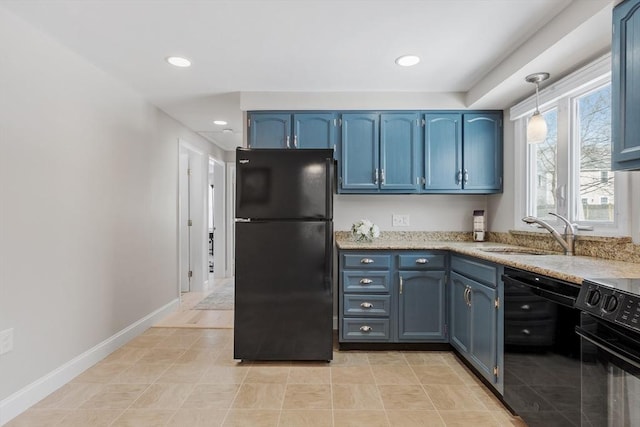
top-left (392, 214), bottom-right (410, 227)
top-left (0, 328), bottom-right (13, 355)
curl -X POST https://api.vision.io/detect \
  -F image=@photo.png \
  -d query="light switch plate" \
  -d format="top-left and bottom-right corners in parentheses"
top-left (0, 328), bottom-right (14, 355)
top-left (392, 214), bottom-right (410, 227)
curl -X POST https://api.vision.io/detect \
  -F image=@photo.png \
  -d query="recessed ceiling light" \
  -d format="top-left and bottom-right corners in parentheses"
top-left (395, 55), bottom-right (420, 67)
top-left (222, 128), bottom-right (234, 134)
top-left (166, 56), bottom-right (191, 67)
top-left (213, 120), bottom-right (228, 126)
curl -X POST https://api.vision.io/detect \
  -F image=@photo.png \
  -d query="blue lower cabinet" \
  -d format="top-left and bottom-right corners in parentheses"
top-left (468, 279), bottom-right (497, 382)
top-left (450, 272), bottom-right (472, 353)
top-left (398, 271), bottom-right (446, 341)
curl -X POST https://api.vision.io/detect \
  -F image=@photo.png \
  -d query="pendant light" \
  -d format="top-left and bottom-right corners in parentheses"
top-left (525, 72), bottom-right (550, 144)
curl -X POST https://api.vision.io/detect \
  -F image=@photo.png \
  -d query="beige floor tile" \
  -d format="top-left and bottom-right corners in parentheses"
top-left (437, 410), bottom-right (499, 426)
top-left (154, 332), bottom-right (201, 349)
top-left (288, 366), bottom-right (331, 384)
top-left (372, 365), bottom-right (419, 385)
top-left (155, 363), bottom-right (208, 383)
top-left (222, 409), bottom-right (280, 426)
top-left (79, 384), bottom-right (149, 410)
top-left (124, 334), bottom-right (167, 348)
top-left (378, 385), bottom-right (435, 410)
top-left (141, 327), bottom-right (176, 337)
top-left (110, 409), bottom-right (175, 426)
top-left (34, 383), bottom-right (103, 409)
top-left (56, 409), bottom-right (123, 426)
top-left (423, 385), bottom-right (486, 411)
top-left (386, 410), bottom-right (445, 427)
top-left (283, 384), bottom-right (332, 409)
top-left (5, 409), bottom-right (69, 427)
top-left (181, 384), bottom-right (240, 409)
top-left (333, 410), bottom-right (389, 427)
top-left (175, 348), bottom-right (223, 365)
top-left (100, 347), bottom-right (148, 365)
top-left (192, 333), bottom-right (233, 349)
top-left (232, 383), bottom-right (286, 409)
top-left (490, 410), bottom-right (529, 426)
top-left (331, 366), bottom-right (375, 384)
top-left (166, 408), bottom-right (228, 427)
top-left (403, 352), bottom-right (449, 366)
top-left (244, 366), bottom-right (290, 384)
top-left (411, 365), bottom-right (464, 385)
top-left (137, 348), bottom-right (186, 364)
top-left (130, 383), bottom-right (193, 409)
top-left (111, 363), bottom-right (171, 384)
top-left (330, 351), bottom-right (370, 366)
top-left (200, 366), bottom-right (249, 384)
top-left (468, 384), bottom-right (508, 411)
top-left (367, 352), bottom-right (408, 366)
top-left (279, 409), bottom-right (333, 427)
top-left (71, 362), bottom-right (130, 384)
top-left (332, 384), bottom-right (383, 410)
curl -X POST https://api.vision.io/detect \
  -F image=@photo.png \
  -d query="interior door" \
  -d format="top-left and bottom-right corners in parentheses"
top-left (179, 148), bottom-right (191, 292)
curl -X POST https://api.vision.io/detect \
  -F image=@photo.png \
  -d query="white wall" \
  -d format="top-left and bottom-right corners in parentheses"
top-left (0, 7), bottom-right (225, 406)
top-left (487, 119), bottom-right (516, 232)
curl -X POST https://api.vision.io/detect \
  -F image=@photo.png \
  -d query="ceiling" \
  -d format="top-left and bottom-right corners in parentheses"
top-left (0, 0), bottom-right (614, 151)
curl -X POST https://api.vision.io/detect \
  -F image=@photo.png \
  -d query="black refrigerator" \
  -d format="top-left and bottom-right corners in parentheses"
top-left (234, 148), bottom-right (334, 361)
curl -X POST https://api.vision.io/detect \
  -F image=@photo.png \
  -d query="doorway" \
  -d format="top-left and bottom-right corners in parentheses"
top-left (209, 157), bottom-right (226, 280)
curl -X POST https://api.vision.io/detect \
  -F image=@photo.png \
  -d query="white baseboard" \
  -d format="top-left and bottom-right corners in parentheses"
top-left (0, 299), bottom-right (180, 426)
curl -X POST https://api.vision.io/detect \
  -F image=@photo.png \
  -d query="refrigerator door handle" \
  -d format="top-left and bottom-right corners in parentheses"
top-left (236, 218), bottom-right (251, 222)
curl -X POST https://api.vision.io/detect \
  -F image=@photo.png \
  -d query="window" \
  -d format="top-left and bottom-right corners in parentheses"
top-left (514, 55), bottom-right (628, 235)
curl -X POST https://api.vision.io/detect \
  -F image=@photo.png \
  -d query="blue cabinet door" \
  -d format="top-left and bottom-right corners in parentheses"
top-left (469, 280), bottom-right (498, 385)
top-left (294, 113), bottom-right (338, 150)
top-left (398, 271), bottom-right (446, 341)
top-left (462, 113), bottom-right (503, 191)
top-left (424, 113), bottom-right (462, 190)
top-left (612, 0), bottom-right (640, 170)
top-left (380, 113), bottom-right (420, 191)
top-left (449, 272), bottom-right (471, 353)
top-left (248, 113), bottom-right (292, 148)
top-left (341, 113), bottom-right (379, 190)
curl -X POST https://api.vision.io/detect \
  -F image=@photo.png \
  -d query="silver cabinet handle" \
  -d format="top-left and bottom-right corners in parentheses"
top-left (293, 134), bottom-right (298, 148)
top-left (374, 169), bottom-right (379, 185)
top-left (521, 329), bottom-right (531, 336)
top-left (415, 258), bottom-right (428, 264)
top-left (359, 325), bottom-right (372, 332)
top-left (463, 169), bottom-right (469, 184)
top-left (360, 302), bottom-right (373, 309)
top-left (521, 304), bottom-right (531, 311)
top-left (464, 286), bottom-right (472, 307)
top-left (399, 275), bottom-right (403, 295)
top-left (456, 169), bottom-right (463, 184)
top-left (360, 258), bottom-right (374, 264)
top-left (286, 135), bottom-right (290, 148)
top-left (381, 169), bottom-right (385, 184)
top-left (359, 278), bottom-right (373, 285)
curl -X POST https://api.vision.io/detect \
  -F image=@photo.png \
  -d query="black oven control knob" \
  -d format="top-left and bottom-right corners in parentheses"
top-left (586, 288), bottom-right (602, 307)
top-left (602, 294), bottom-right (619, 313)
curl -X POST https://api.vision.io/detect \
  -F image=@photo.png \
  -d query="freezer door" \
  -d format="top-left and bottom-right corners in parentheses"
top-left (234, 220), bottom-right (333, 361)
top-left (236, 148), bottom-right (333, 220)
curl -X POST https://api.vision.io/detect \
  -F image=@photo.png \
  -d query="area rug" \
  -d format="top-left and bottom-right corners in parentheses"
top-left (193, 280), bottom-right (234, 310)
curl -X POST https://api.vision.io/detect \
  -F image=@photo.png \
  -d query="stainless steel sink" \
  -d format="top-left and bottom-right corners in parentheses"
top-left (479, 247), bottom-right (553, 255)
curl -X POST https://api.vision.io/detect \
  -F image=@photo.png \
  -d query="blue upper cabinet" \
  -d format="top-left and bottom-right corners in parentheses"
top-left (341, 113), bottom-right (380, 191)
top-left (612, 0), bottom-right (640, 170)
top-left (248, 112), bottom-right (337, 151)
top-left (380, 113), bottom-right (421, 191)
top-left (293, 113), bottom-right (338, 150)
top-left (462, 113), bottom-right (503, 192)
top-left (424, 113), bottom-right (462, 190)
top-left (248, 113), bottom-right (291, 148)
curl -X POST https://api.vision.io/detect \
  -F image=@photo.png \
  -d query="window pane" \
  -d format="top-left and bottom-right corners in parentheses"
top-left (532, 108), bottom-right (557, 219)
top-left (576, 85), bottom-right (613, 222)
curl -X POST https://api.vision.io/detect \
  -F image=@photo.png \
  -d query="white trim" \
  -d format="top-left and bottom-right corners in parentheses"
top-left (509, 54), bottom-right (612, 120)
top-left (0, 299), bottom-right (179, 426)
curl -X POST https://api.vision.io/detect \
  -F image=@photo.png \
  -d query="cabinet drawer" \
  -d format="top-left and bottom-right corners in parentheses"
top-left (505, 319), bottom-right (556, 346)
top-left (505, 296), bottom-right (557, 320)
top-left (342, 271), bottom-right (390, 293)
top-left (451, 256), bottom-right (497, 287)
top-left (343, 295), bottom-right (390, 317)
top-left (397, 253), bottom-right (445, 270)
top-left (342, 318), bottom-right (390, 341)
top-left (342, 254), bottom-right (391, 269)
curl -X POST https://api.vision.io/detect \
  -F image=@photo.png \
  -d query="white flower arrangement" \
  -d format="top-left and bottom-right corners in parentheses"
top-left (351, 219), bottom-right (380, 242)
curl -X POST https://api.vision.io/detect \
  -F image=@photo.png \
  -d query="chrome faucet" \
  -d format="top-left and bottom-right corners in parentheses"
top-left (521, 213), bottom-right (575, 256)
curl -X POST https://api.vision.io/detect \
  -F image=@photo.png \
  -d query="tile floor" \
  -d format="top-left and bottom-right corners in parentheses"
top-left (7, 327), bottom-right (526, 426)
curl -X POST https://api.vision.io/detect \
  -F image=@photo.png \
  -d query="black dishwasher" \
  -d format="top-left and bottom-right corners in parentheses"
top-left (502, 267), bottom-right (581, 427)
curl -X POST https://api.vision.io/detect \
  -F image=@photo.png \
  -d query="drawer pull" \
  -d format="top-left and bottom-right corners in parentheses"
top-left (360, 302), bottom-right (373, 309)
top-left (416, 258), bottom-right (429, 264)
top-left (359, 278), bottom-right (373, 285)
top-left (360, 258), bottom-right (374, 264)
top-left (359, 325), bottom-right (372, 332)
top-left (520, 304), bottom-right (531, 311)
top-left (521, 329), bottom-right (531, 336)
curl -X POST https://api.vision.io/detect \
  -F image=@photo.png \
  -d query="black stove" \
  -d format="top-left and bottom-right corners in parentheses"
top-left (576, 277), bottom-right (640, 333)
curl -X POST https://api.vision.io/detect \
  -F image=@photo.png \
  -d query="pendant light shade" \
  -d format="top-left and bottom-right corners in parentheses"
top-left (525, 72), bottom-right (550, 144)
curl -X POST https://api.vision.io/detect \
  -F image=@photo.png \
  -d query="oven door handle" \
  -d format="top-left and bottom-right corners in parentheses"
top-left (502, 275), bottom-right (576, 307)
top-left (575, 326), bottom-right (640, 369)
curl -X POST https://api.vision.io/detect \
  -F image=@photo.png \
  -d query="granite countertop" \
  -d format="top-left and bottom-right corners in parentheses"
top-left (335, 236), bottom-right (640, 285)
